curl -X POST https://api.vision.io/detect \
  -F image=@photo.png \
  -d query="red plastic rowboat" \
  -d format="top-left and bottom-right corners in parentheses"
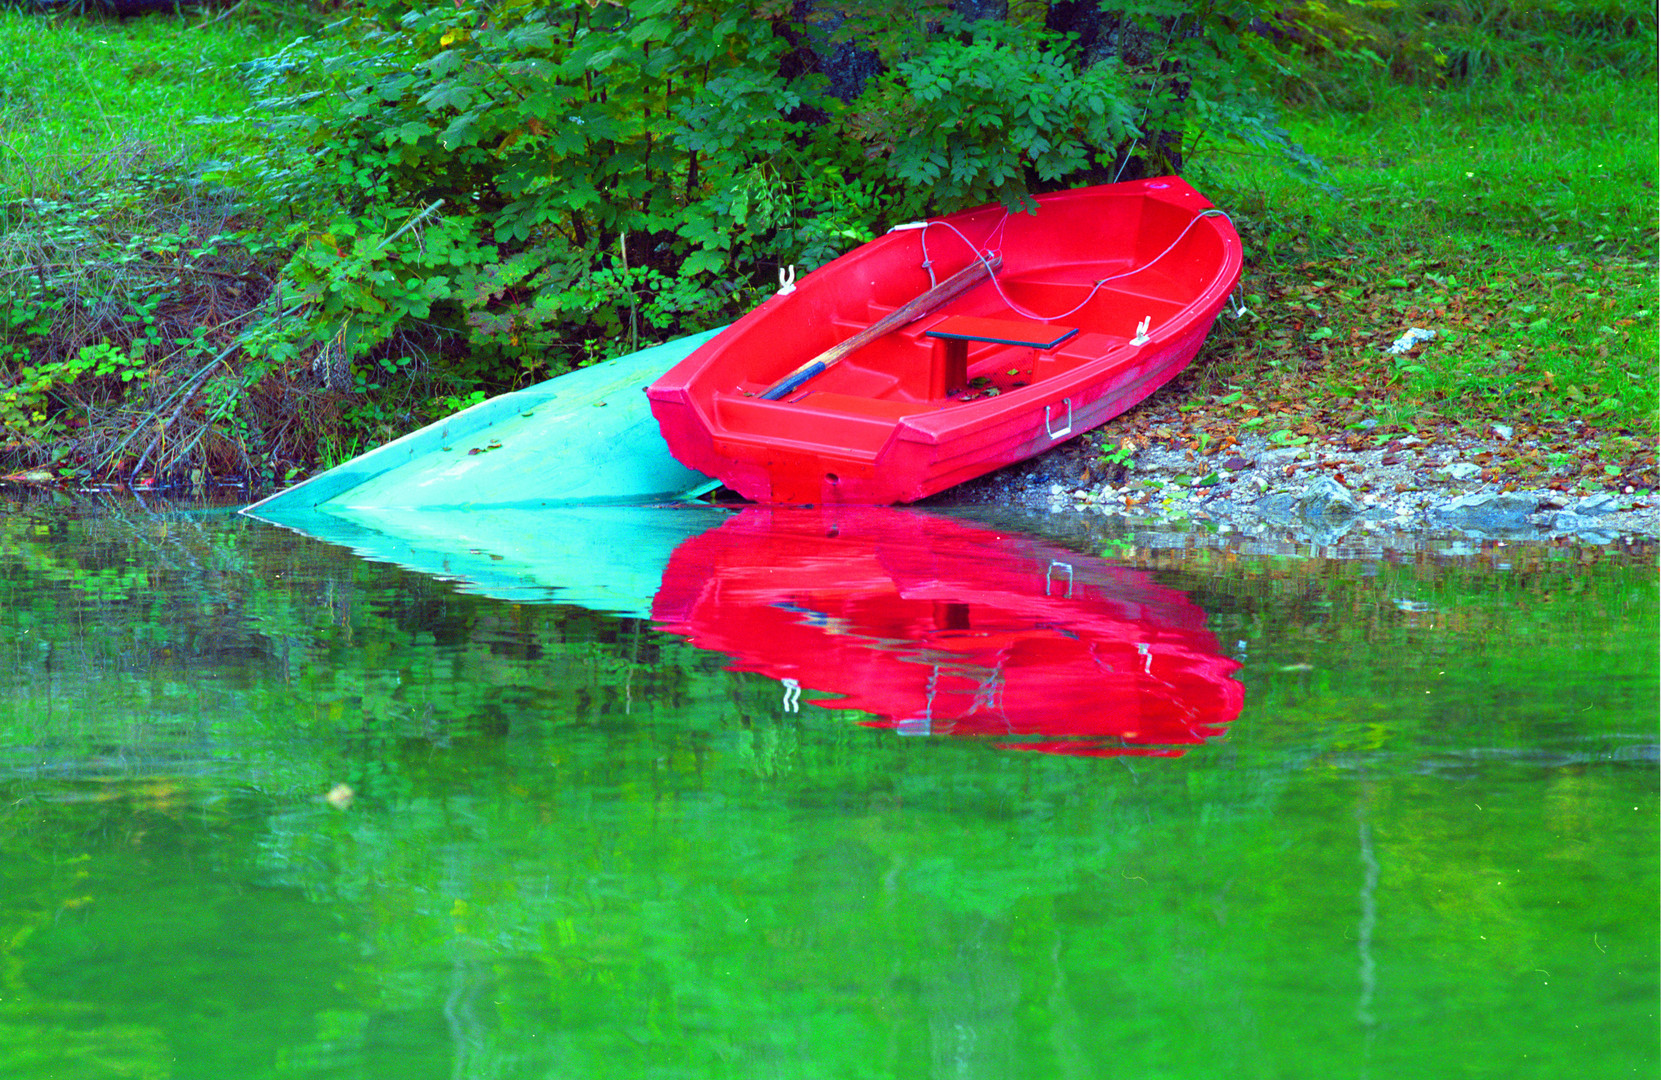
top-left (647, 176), bottom-right (1242, 505)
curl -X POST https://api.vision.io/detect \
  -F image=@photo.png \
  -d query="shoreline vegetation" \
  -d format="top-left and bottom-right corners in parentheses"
top-left (0, 0), bottom-right (1655, 505)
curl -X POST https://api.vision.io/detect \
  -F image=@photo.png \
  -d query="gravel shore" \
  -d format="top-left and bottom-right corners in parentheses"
top-left (943, 421), bottom-right (1660, 547)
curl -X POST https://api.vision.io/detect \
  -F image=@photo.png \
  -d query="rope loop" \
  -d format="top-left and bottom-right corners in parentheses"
top-left (906, 206), bottom-right (1234, 323)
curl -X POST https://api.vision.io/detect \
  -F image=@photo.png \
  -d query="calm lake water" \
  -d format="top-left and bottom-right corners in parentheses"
top-left (1, 495), bottom-right (1655, 1080)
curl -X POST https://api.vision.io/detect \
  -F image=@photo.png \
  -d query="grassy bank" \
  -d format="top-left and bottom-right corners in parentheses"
top-left (1159, 62), bottom-right (1659, 491)
top-left (0, 3), bottom-right (1655, 490)
top-left (0, 8), bottom-right (281, 193)
top-left (0, 9), bottom-right (305, 481)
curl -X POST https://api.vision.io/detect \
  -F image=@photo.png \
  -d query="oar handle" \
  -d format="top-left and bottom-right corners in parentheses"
top-left (758, 362), bottom-right (826, 401)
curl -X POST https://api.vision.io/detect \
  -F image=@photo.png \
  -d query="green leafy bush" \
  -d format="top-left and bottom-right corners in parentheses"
top-left (226, 1), bottom-right (1193, 385)
top-left (848, 18), bottom-right (1138, 216)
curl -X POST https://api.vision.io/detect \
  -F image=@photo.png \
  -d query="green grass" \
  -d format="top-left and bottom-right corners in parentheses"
top-left (0, 9), bottom-right (286, 197)
top-left (1177, 49), bottom-right (1659, 488)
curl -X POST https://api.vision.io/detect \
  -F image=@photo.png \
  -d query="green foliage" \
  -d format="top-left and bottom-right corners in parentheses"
top-left (850, 18), bottom-right (1139, 215)
top-left (224, 0), bottom-right (1345, 396)
top-left (1256, 0), bottom-right (1657, 102)
top-left (227, 1), bottom-right (1164, 384)
top-left (6, 0), bottom-right (1655, 482)
top-left (230, 0), bottom-right (820, 375)
top-left (253, 202), bottom-right (470, 364)
top-left (0, 175), bottom-right (276, 471)
top-left (1095, 436), bottom-right (1137, 470)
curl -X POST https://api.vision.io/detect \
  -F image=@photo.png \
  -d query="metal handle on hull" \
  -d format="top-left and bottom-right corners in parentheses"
top-left (1045, 397), bottom-right (1073, 440)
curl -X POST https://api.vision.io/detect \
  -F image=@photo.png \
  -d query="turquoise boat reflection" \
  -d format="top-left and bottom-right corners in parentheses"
top-left (243, 503), bottom-right (729, 617)
top-left (652, 507), bottom-right (1243, 756)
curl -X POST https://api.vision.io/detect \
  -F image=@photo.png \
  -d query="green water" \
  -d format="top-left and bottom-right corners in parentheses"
top-left (1, 498), bottom-right (1655, 1079)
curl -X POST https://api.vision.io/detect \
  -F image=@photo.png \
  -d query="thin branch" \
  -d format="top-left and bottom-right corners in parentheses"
top-left (190, 0), bottom-right (248, 32)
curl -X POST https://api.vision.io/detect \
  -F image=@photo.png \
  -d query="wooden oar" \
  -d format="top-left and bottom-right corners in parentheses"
top-left (757, 254), bottom-right (1002, 401)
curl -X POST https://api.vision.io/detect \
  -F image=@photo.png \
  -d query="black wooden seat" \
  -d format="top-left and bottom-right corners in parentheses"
top-left (923, 316), bottom-right (1079, 397)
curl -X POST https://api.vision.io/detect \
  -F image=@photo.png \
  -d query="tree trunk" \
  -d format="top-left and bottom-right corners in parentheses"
top-left (1046, 2), bottom-right (1193, 180)
top-left (783, 1), bottom-right (883, 103)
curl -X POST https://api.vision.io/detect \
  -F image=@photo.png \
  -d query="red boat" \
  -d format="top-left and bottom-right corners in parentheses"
top-left (650, 507), bottom-right (1243, 757)
top-left (647, 177), bottom-right (1242, 505)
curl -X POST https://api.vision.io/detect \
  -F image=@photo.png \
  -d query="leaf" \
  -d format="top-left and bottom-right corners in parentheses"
top-left (439, 108), bottom-right (487, 150)
top-left (420, 83), bottom-right (475, 114)
top-left (681, 250), bottom-right (727, 277)
top-left (394, 120), bottom-right (433, 145)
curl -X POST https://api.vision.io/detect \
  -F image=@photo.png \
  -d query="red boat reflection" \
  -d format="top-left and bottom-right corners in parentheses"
top-left (651, 507), bottom-right (1243, 757)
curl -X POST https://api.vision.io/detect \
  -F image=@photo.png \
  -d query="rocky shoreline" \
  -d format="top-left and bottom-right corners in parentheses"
top-left (946, 424), bottom-right (1660, 548)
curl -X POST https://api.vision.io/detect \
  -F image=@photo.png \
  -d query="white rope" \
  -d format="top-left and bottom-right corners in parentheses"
top-left (898, 206), bottom-right (1234, 323)
top-left (1114, 16), bottom-right (1186, 183)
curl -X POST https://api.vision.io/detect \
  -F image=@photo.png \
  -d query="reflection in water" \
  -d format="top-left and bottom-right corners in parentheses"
top-left (651, 507), bottom-right (1244, 756)
top-left (245, 503), bottom-right (731, 616)
top-left (0, 500), bottom-right (1654, 1079)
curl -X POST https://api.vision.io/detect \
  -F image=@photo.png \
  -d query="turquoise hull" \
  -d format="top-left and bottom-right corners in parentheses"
top-left (243, 328), bottom-right (723, 516)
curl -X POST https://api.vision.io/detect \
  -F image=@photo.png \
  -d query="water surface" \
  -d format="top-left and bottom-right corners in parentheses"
top-left (1, 496), bottom-right (1654, 1079)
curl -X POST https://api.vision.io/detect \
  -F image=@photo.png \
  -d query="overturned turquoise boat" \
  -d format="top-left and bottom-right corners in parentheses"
top-left (243, 328), bottom-right (723, 518)
top-left (241, 329), bottom-right (731, 617)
